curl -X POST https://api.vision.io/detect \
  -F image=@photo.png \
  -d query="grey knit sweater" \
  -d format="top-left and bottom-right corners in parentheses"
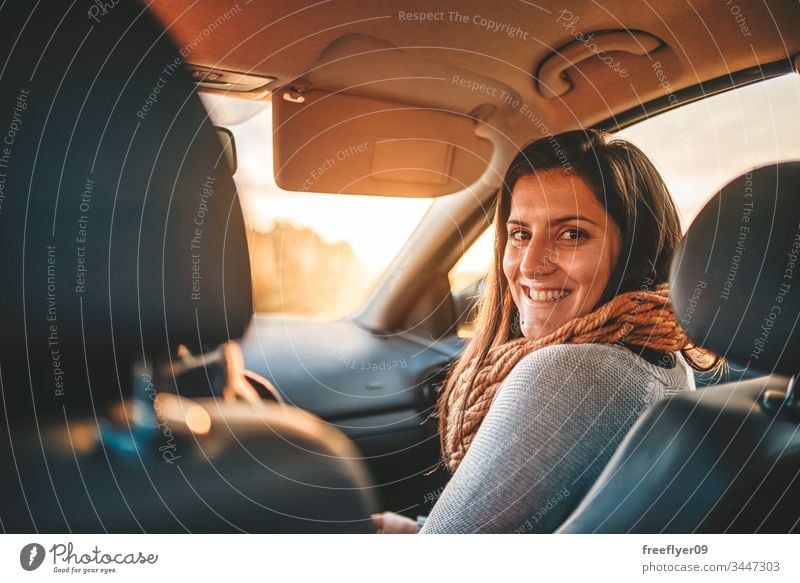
top-left (420, 343), bottom-right (695, 534)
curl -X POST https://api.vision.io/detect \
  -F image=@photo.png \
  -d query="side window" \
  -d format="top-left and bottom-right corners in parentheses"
top-left (449, 224), bottom-right (496, 293)
top-left (617, 73), bottom-right (800, 385)
top-left (616, 73), bottom-right (800, 227)
top-left (448, 224), bottom-right (495, 336)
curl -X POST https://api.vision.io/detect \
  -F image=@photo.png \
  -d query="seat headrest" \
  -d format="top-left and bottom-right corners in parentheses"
top-left (0, 1), bottom-right (252, 409)
top-left (670, 162), bottom-right (800, 376)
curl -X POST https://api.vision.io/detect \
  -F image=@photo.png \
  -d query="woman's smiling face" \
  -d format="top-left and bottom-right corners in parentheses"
top-left (503, 170), bottom-right (622, 340)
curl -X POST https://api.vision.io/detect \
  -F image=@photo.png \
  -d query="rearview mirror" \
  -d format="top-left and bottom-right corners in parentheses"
top-left (215, 126), bottom-right (237, 174)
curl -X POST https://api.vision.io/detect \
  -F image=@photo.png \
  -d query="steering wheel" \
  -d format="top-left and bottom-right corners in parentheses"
top-left (221, 342), bottom-right (284, 404)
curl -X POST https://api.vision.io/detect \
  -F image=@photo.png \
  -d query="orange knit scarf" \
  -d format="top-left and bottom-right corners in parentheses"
top-left (441, 283), bottom-right (704, 472)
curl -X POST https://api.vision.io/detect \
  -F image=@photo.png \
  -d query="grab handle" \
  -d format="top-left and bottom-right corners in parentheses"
top-left (536, 30), bottom-right (661, 98)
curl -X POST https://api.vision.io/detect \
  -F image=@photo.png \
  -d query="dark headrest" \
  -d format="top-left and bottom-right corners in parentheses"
top-left (0, 2), bottom-right (252, 411)
top-left (671, 162), bottom-right (800, 376)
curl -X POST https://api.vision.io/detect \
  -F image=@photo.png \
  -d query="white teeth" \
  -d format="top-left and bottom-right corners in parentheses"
top-left (528, 288), bottom-right (570, 302)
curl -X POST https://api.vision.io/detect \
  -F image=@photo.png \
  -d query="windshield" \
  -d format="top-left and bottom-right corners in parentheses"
top-left (201, 95), bottom-right (433, 319)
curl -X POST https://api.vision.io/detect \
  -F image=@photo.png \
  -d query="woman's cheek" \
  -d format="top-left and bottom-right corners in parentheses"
top-left (501, 249), bottom-right (517, 287)
top-left (575, 244), bottom-right (611, 301)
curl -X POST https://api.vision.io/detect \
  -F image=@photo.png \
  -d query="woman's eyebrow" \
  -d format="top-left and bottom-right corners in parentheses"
top-left (552, 215), bottom-right (600, 226)
top-left (506, 215), bottom-right (600, 227)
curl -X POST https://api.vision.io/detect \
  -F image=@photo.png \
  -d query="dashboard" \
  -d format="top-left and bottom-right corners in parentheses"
top-left (238, 314), bottom-right (462, 511)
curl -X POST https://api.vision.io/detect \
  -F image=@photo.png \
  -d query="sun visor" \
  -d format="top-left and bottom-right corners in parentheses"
top-left (273, 89), bottom-right (493, 197)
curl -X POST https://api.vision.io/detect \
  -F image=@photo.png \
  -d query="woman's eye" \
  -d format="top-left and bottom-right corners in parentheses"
top-left (508, 229), bottom-right (529, 245)
top-left (558, 228), bottom-right (588, 241)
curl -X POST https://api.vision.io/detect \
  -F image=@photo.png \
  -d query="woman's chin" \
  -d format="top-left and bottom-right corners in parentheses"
top-left (520, 321), bottom-right (556, 340)
top-left (520, 313), bottom-right (572, 340)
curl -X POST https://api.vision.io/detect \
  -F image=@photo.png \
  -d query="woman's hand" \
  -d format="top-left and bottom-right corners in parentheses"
top-left (371, 512), bottom-right (418, 534)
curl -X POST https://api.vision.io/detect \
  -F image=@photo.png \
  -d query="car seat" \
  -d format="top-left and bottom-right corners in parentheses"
top-left (0, 0), bottom-right (376, 533)
top-left (558, 162), bottom-right (800, 533)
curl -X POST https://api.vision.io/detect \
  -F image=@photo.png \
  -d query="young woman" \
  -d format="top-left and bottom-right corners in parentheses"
top-left (373, 129), bottom-right (715, 534)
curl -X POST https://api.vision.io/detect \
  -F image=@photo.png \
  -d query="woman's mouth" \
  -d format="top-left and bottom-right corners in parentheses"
top-left (522, 286), bottom-right (572, 303)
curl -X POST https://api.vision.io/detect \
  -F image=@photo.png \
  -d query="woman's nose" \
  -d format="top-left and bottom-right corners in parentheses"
top-left (520, 236), bottom-right (557, 279)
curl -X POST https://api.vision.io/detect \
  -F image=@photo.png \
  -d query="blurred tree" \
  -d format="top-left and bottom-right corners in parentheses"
top-left (248, 222), bottom-right (370, 318)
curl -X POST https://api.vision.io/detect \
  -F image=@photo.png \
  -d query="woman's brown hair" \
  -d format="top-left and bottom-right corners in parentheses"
top-left (438, 129), bottom-right (715, 465)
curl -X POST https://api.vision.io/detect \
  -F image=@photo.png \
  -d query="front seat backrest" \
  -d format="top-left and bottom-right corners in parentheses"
top-left (558, 161), bottom-right (800, 533)
top-left (0, 0), bottom-right (251, 416)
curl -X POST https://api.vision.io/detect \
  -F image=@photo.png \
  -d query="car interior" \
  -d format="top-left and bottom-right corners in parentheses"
top-left (1, 0), bottom-right (799, 533)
